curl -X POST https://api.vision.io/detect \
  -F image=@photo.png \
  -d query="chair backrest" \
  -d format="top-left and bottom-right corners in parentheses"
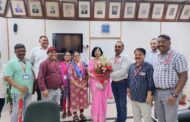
top-left (178, 107), bottom-right (190, 122)
top-left (23, 101), bottom-right (60, 122)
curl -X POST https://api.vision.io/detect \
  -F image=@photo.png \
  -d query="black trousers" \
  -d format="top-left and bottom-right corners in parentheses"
top-left (0, 98), bottom-right (5, 117)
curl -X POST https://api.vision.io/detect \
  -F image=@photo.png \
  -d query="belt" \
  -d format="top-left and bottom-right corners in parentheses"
top-left (156, 87), bottom-right (175, 90)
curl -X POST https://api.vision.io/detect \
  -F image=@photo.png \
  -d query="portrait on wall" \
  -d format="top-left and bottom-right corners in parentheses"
top-left (123, 2), bottom-right (136, 19)
top-left (109, 1), bottom-right (121, 19)
top-left (45, 1), bottom-right (60, 18)
top-left (165, 4), bottom-right (179, 20)
top-left (94, 1), bottom-right (106, 19)
top-left (138, 3), bottom-right (151, 19)
top-left (152, 3), bottom-right (165, 19)
top-left (27, 0), bottom-right (43, 17)
top-left (53, 33), bottom-right (83, 53)
top-left (78, 1), bottom-right (90, 18)
top-left (10, 0), bottom-right (27, 17)
top-left (179, 4), bottom-right (190, 20)
top-left (62, 2), bottom-right (76, 18)
top-left (0, 0), bottom-right (8, 16)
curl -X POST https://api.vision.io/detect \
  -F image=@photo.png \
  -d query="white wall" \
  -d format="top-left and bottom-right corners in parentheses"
top-left (0, 17), bottom-right (9, 63)
top-left (0, 18), bottom-right (190, 68)
top-left (122, 22), bottom-right (161, 61)
top-left (7, 18), bottom-right (45, 58)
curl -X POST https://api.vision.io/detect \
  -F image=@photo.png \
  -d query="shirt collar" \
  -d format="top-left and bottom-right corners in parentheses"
top-left (151, 49), bottom-right (158, 54)
top-left (158, 48), bottom-right (172, 55)
top-left (115, 51), bottom-right (124, 58)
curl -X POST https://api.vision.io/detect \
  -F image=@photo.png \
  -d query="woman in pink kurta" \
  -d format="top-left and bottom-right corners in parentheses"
top-left (68, 51), bottom-right (89, 122)
top-left (88, 47), bottom-right (113, 122)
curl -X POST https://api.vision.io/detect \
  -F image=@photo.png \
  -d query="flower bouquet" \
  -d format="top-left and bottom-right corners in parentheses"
top-left (93, 56), bottom-right (112, 89)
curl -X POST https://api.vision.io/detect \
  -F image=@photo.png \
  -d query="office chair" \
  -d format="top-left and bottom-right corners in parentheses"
top-left (178, 106), bottom-right (190, 122)
top-left (23, 101), bottom-right (60, 122)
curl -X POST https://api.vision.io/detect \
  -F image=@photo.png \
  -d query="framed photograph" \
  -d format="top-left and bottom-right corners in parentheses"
top-left (45, 0), bottom-right (60, 18)
top-left (109, 1), bottom-right (121, 19)
top-left (0, 0), bottom-right (8, 16)
top-left (61, 2), bottom-right (76, 19)
top-left (165, 4), bottom-right (179, 20)
top-left (178, 4), bottom-right (190, 20)
top-left (138, 3), bottom-right (151, 19)
top-left (123, 2), bottom-right (137, 19)
top-left (10, 0), bottom-right (27, 17)
top-left (27, 0), bottom-right (43, 18)
top-left (151, 3), bottom-right (165, 20)
top-left (78, 0), bottom-right (91, 18)
top-left (93, 1), bottom-right (107, 19)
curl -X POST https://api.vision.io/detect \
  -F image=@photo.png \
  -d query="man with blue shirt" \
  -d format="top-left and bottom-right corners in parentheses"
top-left (4, 44), bottom-right (34, 122)
top-left (128, 48), bottom-right (155, 122)
top-left (145, 38), bottom-right (159, 64)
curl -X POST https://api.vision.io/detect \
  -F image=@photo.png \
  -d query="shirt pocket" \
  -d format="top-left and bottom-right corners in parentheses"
top-left (163, 63), bottom-right (173, 72)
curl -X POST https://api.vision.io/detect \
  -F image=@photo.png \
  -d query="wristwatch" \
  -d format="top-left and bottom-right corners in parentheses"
top-left (172, 93), bottom-right (178, 98)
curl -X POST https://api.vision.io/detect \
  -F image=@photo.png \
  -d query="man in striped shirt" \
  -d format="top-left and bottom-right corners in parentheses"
top-left (128, 48), bottom-right (155, 122)
top-left (153, 34), bottom-right (188, 122)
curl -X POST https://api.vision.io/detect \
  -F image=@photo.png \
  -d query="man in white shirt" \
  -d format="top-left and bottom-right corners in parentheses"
top-left (0, 62), bottom-right (6, 118)
top-left (110, 41), bottom-right (130, 122)
top-left (30, 36), bottom-right (49, 100)
top-left (145, 38), bottom-right (159, 64)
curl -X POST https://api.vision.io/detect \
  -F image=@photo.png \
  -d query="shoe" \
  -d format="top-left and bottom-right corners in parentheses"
top-left (73, 114), bottom-right (79, 122)
top-left (68, 111), bottom-right (72, 116)
top-left (62, 112), bottom-right (67, 119)
top-left (80, 114), bottom-right (86, 121)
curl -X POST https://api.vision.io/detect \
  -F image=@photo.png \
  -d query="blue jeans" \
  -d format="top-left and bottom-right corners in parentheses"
top-left (112, 79), bottom-right (127, 122)
top-left (11, 93), bottom-right (32, 122)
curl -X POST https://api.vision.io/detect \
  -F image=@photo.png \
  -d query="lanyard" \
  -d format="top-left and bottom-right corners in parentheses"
top-left (159, 52), bottom-right (172, 64)
top-left (134, 65), bottom-right (142, 77)
top-left (114, 56), bottom-right (121, 64)
top-left (19, 61), bottom-right (26, 72)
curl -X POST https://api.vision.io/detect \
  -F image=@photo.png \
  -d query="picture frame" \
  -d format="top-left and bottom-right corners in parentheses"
top-left (151, 3), bottom-right (165, 20)
top-left (101, 23), bottom-right (110, 33)
top-left (178, 4), bottom-right (190, 21)
top-left (61, 2), bottom-right (76, 19)
top-left (78, 0), bottom-right (91, 19)
top-left (45, 0), bottom-right (60, 18)
top-left (123, 2), bottom-right (137, 19)
top-left (10, 0), bottom-right (27, 17)
top-left (93, 0), bottom-right (107, 19)
top-left (138, 2), bottom-right (151, 19)
top-left (108, 1), bottom-right (121, 19)
top-left (0, 0), bottom-right (8, 16)
top-left (164, 4), bottom-right (179, 20)
top-left (27, 0), bottom-right (43, 18)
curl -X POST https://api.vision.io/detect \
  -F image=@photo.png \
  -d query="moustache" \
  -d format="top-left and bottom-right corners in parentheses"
top-left (158, 46), bottom-right (165, 48)
top-left (135, 57), bottom-right (141, 60)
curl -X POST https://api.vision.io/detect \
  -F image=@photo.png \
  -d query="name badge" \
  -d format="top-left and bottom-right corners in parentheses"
top-left (22, 73), bottom-right (30, 80)
top-left (64, 75), bottom-right (67, 80)
top-left (139, 72), bottom-right (146, 76)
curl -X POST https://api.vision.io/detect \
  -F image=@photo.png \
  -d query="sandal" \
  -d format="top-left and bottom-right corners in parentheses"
top-left (80, 114), bottom-right (86, 121)
top-left (62, 112), bottom-right (67, 119)
top-left (68, 111), bottom-right (72, 116)
top-left (73, 114), bottom-right (79, 122)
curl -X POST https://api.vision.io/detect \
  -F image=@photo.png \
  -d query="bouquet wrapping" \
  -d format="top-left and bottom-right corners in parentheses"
top-left (93, 56), bottom-right (112, 85)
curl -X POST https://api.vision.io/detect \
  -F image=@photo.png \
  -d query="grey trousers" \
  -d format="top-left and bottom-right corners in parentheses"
top-left (154, 89), bottom-right (178, 122)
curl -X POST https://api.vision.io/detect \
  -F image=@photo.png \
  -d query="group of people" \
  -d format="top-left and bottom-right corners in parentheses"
top-left (0, 34), bottom-right (188, 122)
